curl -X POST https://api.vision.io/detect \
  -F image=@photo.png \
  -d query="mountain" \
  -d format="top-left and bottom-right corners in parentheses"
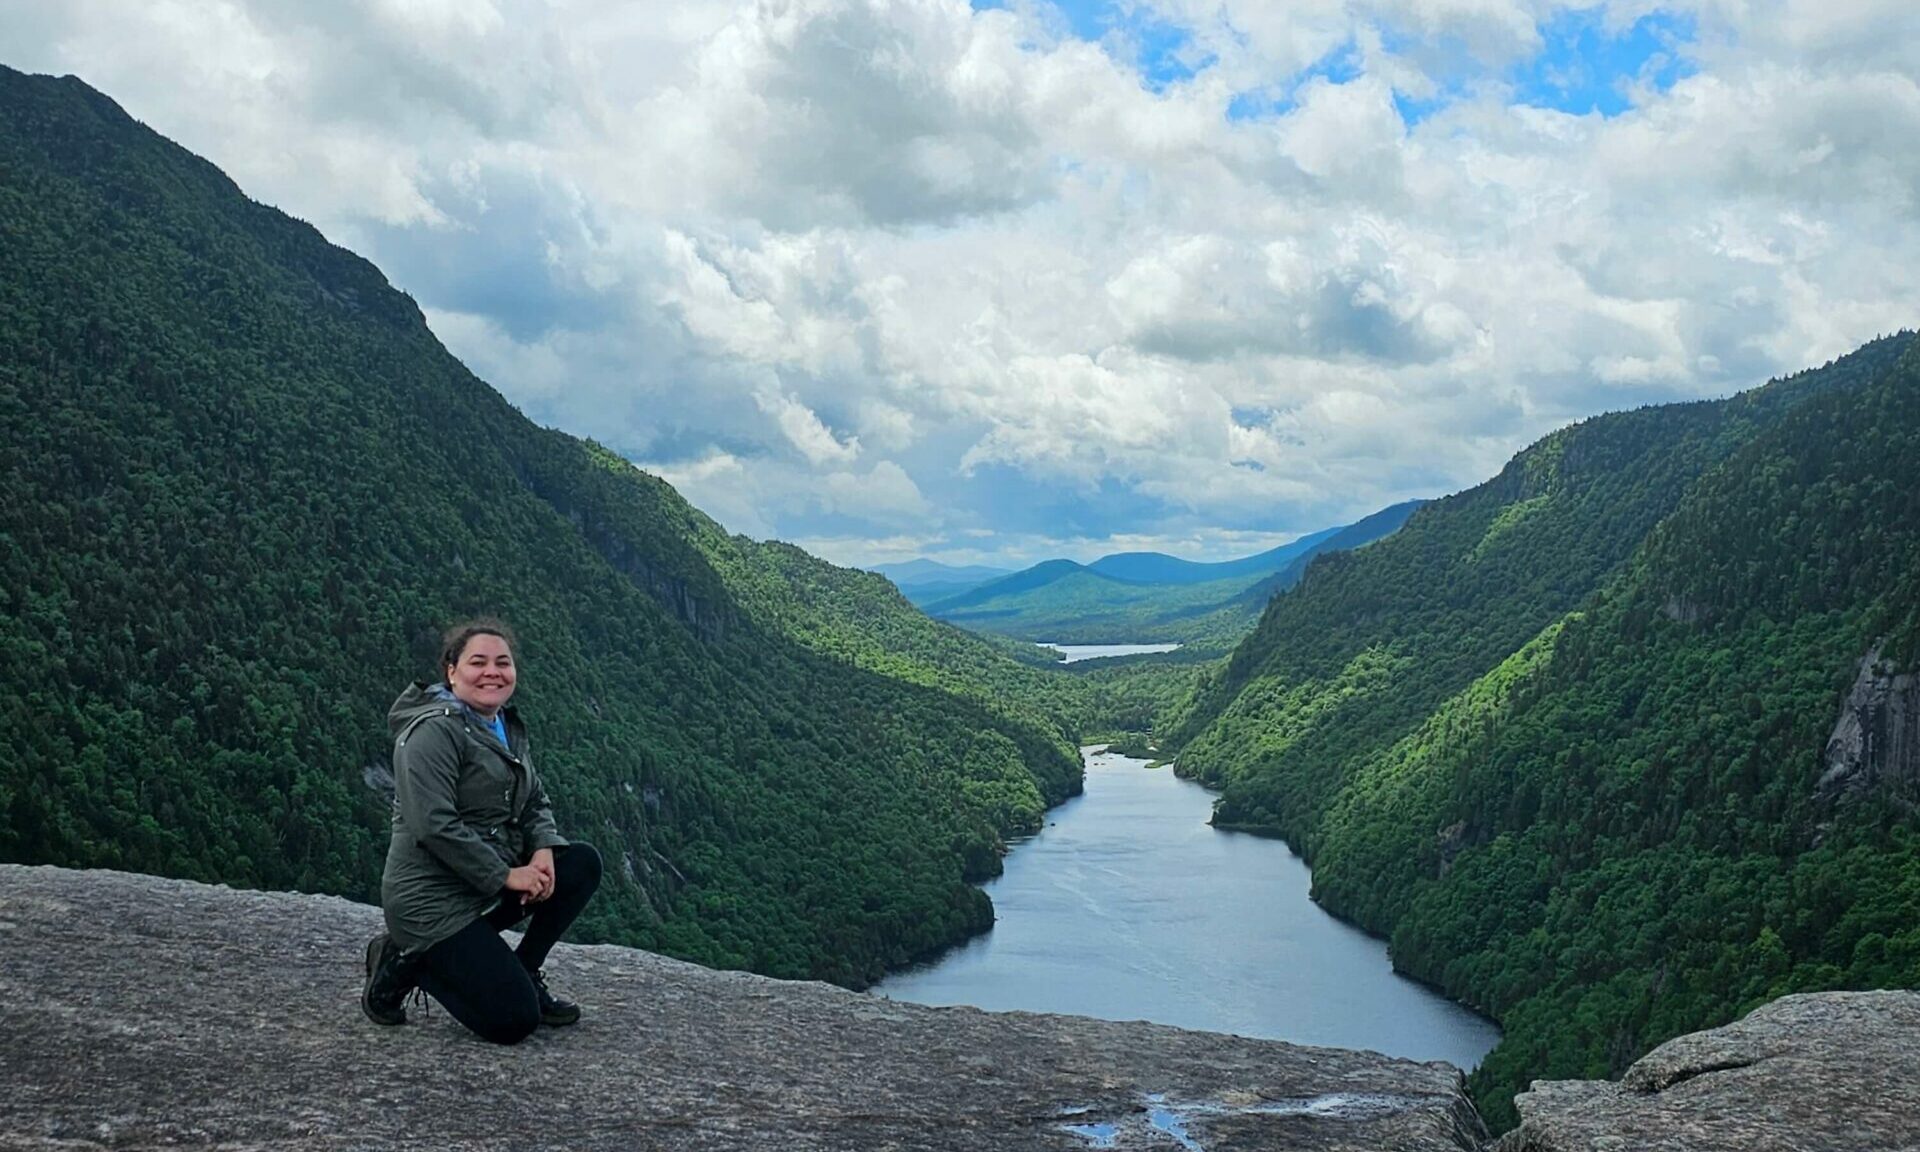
top-left (872, 560), bottom-right (1007, 582)
top-left (1087, 526), bottom-right (1344, 585)
top-left (871, 559), bottom-right (1012, 586)
top-left (928, 558), bottom-right (1096, 612)
top-left (868, 559), bottom-right (1013, 607)
top-left (879, 535), bottom-right (1363, 609)
top-left (0, 66), bottom-right (1093, 988)
top-left (1230, 500), bottom-right (1425, 605)
top-left (677, 535), bottom-right (1143, 748)
top-left (1171, 331), bottom-right (1920, 1127)
top-left (924, 505), bottom-right (1420, 648)
top-left (935, 567), bottom-right (1260, 646)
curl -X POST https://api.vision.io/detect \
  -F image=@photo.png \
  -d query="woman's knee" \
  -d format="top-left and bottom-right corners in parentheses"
top-left (479, 992), bottom-right (541, 1045)
top-left (559, 842), bottom-right (602, 890)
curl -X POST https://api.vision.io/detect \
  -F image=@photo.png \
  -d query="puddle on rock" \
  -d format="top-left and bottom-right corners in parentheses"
top-left (1056, 1091), bottom-right (1426, 1149)
top-left (1059, 1122), bottom-right (1119, 1147)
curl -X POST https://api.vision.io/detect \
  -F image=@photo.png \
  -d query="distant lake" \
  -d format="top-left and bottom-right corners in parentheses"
top-left (874, 748), bottom-right (1501, 1070)
top-left (1040, 643), bottom-right (1182, 663)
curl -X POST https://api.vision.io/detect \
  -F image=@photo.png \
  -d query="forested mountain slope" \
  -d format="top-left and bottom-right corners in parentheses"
top-left (0, 67), bottom-right (1081, 987)
top-left (1231, 500), bottom-right (1424, 607)
top-left (1174, 334), bottom-right (1910, 826)
top-left (1162, 500), bottom-right (1427, 649)
top-left (667, 529), bottom-right (1182, 766)
top-left (1174, 332), bottom-right (1920, 1127)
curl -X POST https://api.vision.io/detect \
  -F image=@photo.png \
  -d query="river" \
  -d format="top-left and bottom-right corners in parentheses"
top-left (873, 746), bottom-right (1501, 1070)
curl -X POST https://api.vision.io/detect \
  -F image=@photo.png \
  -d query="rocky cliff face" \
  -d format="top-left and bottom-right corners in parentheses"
top-left (1816, 643), bottom-right (1920, 808)
top-left (1496, 991), bottom-right (1920, 1152)
top-left (0, 865), bottom-right (1484, 1151)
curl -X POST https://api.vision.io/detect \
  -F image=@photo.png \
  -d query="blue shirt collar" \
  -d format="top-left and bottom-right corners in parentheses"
top-left (429, 683), bottom-right (511, 740)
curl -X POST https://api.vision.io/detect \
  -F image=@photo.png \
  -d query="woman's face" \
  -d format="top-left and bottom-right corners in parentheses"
top-left (447, 632), bottom-right (517, 717)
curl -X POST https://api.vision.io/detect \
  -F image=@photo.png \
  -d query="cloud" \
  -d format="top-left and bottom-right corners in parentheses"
top-left (822, 461), bottom-right (929, 522)
top-left (1276, 75), bottom-right (1407, 186)
top-left (6, 0), bottom-right (1918, 562)
top-left (631, 0), bottom-right (1055, 228)
top-left (755, 388), bottom-right (862, 466)
top-left (643, 450), bottom-right (773, 538)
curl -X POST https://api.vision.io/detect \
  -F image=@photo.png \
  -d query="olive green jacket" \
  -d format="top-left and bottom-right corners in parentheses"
top-left (380, 682), bottom-right (568, 954)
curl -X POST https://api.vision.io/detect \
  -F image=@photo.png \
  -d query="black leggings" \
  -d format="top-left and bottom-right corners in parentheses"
top-left (416, 842), bottom-right (602, 1044)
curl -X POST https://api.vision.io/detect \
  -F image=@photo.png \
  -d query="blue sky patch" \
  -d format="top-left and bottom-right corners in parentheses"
top-left (979, 1), bottom-right (1697, 125)
top-left (1391, 92), bottom-right (1442, 127)
top-left (1129, 13), bottom-right (1211, 91)
top-left (1512, 9), bottom-right (1697, 116)
top-left (973, 0), bottom-right (1212, 91)
top-left (1227, 40), bottom-right (1363, 121)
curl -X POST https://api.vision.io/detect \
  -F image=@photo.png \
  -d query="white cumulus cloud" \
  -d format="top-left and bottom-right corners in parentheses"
top-left (5, 0), bottom-right (1917, 567)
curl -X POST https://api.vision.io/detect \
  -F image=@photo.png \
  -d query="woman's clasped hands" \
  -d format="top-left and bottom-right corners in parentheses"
top-left (506, 847), bottom-right (558, 905)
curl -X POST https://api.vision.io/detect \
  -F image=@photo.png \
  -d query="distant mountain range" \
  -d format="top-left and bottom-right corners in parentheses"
top-left (876, 502), bottom-right (1424, 650)
top-left (869, 559), bottom-right (1015, 605)
top-left (1084, 527), bottom-right (1343, 586)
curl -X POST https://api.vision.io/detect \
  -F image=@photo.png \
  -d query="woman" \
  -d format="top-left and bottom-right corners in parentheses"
top-left (362, 619), bottom-right (602, 1044)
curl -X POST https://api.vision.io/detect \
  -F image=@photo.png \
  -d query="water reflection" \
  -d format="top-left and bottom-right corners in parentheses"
top-left (875, 748), bottom-right (1500, 1070)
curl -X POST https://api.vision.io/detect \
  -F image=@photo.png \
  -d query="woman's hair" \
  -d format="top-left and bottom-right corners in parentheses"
top-left (439, 617), bottom-right (517, 675)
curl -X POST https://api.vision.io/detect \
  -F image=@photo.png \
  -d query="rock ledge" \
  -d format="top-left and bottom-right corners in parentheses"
top-left (0, 865), bottom-right (1483, 1151)
top-left (1496, 989), bottom-right (1920, 1152)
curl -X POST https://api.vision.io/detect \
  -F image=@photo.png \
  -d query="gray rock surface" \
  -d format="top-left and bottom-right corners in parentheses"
top-left (1495, 990), bottom-right (1920, 1152)
top-left (1816, 642), bottom-right (1920, 808)
top-left (0, 865), bottom-right (1484, 1151)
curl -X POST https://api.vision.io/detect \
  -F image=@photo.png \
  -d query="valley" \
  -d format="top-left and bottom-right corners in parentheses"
top-left (3, 60), bottom-right (1918, 1141)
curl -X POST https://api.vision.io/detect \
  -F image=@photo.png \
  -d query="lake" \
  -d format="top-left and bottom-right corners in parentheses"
top-left (1040, 643), bottom-right (1183, 663)
top-left (873, 747), bottom-right (1501, 1070)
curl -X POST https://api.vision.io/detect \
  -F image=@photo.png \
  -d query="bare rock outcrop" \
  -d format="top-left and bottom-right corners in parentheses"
top-left (1816, 642), bottom-right (1920, 808)
top-left (1495, 990), bottom-right (1920, 1152)
top-left (0, 864), bottom-right (1484, 1151)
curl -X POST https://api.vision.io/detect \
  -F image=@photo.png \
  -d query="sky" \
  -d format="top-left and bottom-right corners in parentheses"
top-left (6, 0), bottom-right (1918, 568)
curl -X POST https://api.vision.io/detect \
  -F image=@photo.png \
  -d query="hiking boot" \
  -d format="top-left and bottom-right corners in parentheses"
top-left (362, 933), bottom-right (418, 1026)
top-left (529, 969), bottom-right (580, 1026)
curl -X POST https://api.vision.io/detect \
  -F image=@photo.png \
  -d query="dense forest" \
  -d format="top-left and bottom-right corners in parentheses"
top-left (1172, 330), bottom-right (1920, 1126)
top-left (0, 66), bottom-right (1201, 987)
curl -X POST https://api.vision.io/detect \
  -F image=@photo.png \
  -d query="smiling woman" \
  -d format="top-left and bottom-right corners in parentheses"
top-left (364, 618), bottom-right (604, 1045)
top-left (447, 626), bottom-right (518, 718)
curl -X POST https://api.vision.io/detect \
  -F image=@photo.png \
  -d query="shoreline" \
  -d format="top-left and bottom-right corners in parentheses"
top-left (864, 741), bottom-right (1505, 1067)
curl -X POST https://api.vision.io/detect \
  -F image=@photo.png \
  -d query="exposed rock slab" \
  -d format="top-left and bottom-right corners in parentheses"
top-left (1817, 642), bottom-right (1920, 808)
top-left (1496, 990), bottom-right (1920, 1152)
top-left (0, 865), bottom-right (1484, 1151)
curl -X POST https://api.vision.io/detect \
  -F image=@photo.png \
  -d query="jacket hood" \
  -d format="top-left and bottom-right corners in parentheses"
top-left (387, 681), bottom-right (520, 739)
top-left (387, 681), bottom-right (461, 737)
